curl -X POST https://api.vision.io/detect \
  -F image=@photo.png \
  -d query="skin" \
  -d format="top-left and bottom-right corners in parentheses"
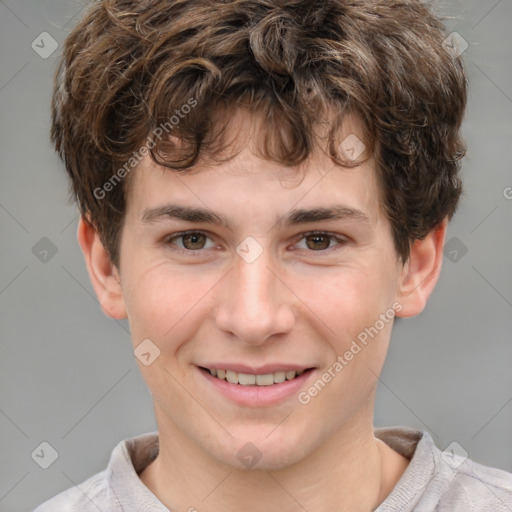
top-left (78, 109), bottom-right (447, 512)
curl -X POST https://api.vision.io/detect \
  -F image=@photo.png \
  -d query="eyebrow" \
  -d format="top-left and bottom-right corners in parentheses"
top-left (141, 203), bottom-right (371, 230)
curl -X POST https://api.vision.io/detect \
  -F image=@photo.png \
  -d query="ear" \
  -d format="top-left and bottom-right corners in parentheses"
top-left (395, 217), bottom-right (447, 318)
top-left (77, 216), bottom-right (127, 319)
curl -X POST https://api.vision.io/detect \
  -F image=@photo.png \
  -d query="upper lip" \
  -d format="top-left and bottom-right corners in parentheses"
top-left (198, 364), bottom-right (314, 375)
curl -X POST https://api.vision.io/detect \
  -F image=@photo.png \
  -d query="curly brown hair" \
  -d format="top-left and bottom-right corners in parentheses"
top-left (51, 0), bottom-right (468, 268)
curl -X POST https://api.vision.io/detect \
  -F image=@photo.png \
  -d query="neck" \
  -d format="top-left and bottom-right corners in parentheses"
top-left (139, 412), bottom-right (407, 512)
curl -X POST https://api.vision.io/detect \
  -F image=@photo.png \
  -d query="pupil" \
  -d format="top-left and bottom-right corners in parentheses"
top-left (185, 233), bottom-right (204, 249)
top-left (309, 235), bottom-right (329, 250)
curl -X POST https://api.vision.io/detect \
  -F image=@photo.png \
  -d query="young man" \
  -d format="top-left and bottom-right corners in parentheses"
top-left (34, 0), bottom-right (512, 510)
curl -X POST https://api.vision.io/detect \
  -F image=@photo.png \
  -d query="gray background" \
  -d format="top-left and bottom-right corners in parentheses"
top-left (1, 1), bottom-right (511, 511)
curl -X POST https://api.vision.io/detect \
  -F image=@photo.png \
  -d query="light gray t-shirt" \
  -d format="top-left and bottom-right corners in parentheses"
top-left (32, 426), bottom-right (512, 511)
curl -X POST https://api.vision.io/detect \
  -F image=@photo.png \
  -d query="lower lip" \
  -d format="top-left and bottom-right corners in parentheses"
top-left (198, 367), bottom-right (316, 407)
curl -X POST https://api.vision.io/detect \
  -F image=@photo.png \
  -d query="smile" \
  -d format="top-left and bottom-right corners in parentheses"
top-left (203, 367), bottom-right (305, 386)
top-left (197, 365), bottom-right (316, 407)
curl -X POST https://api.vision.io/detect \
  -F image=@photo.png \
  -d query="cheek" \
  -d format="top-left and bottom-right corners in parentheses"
top-left (301, 265), bottom-right (393, 344)
top-left (295, 262), bottom-right (397, 410)
top-left (122, 265), bottom-right (217, 400)
top-left (122, 263), bottom-right (215, 349)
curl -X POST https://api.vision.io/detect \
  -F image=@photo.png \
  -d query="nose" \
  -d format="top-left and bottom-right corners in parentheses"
top-left (214, 244), bottom-right (296, 346)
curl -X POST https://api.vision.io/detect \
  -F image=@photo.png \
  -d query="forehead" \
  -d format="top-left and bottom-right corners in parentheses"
top-left (124, 109), bottom-right (383, 228)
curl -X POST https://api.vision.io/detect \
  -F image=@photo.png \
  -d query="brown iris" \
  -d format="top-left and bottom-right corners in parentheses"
top-left (181, 233), bottom-right (207, 250)
top-left (305, 234), bottom-right (331, 251)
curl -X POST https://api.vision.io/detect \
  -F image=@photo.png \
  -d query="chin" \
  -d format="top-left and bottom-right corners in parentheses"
top-left (211, 428), bottom-right (314, 472)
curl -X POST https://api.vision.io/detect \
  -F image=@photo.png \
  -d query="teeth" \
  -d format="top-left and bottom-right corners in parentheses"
top-left (206, 368), bottom-right (305, 385)
top-left (255, 373), bottom-right (274, 386)
top-left (226, 370), bottom-right (238, 384)
top-left (238, 373), bottom-right (256, 385)
top-left (273, 371), bottom-right (286, 383)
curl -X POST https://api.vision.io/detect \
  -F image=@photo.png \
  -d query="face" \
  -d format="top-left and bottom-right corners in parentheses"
top-left (111, 110), bottom-right (409, 470)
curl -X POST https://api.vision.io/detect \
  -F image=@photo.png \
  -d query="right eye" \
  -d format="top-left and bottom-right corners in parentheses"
top-left (164, 231), bottom-right (217, 253)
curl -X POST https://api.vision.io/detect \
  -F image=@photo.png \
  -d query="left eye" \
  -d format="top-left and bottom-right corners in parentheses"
top-left (164, 231), bottom-right (347, 254)
top-left (295, 231), bottom-right (346, 252)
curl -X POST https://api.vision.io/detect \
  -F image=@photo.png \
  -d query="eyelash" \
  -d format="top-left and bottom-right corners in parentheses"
top-left (163, 230), bottom-right (349, 256)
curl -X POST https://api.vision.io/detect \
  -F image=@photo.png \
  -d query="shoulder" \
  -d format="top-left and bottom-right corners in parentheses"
top-left (31, 470), bottom-right (114, 512)
top-left (374, 427), bottom-right (512, 511)
top-left (438, 457), bottom-right (512, 511)
top-left (31, 432), bottom-right (160, 512)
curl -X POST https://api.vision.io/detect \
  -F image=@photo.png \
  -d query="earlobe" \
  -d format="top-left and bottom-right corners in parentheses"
top-left (395, 218), bottom-right (448, 318)
top-left (77, 216), bottom-right (127, 320)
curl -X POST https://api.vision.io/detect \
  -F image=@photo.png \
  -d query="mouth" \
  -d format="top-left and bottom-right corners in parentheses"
top-left (197, 365), bottom-right (317, 407)
top-left (199, 366), bottom-right (312, 386)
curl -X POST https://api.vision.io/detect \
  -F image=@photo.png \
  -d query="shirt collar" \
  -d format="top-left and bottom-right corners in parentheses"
top-left (107, 430), bottom-right (168, 511)
top-left (374, 426), bottom-right (438, 511)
